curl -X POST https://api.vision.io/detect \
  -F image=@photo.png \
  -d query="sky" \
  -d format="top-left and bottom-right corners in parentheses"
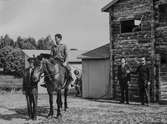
top-left (0, 0), bottom-right (111, 50)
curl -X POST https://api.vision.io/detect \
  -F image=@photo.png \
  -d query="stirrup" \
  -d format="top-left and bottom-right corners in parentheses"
top-left (40, 84), bottom-right (47, 88)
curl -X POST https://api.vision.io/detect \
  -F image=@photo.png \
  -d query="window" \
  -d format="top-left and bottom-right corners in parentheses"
top-left (160, 54), bottom-right (167, 71)
top-left (120, 20), bottom-right (141, 33)
top-left (159, 4), bottom-right (167, 23)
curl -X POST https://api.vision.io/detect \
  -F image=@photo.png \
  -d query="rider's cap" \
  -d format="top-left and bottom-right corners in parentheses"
top-left (27, 57), bottom-right (35, 63)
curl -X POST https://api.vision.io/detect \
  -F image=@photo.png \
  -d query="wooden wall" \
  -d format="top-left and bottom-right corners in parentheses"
top-left (109, 0), bottom-right (155, 102)
top-left (107, 0), bottom-right (167, 102)
top-left (82, 59), bottom-right (111, 99)
top-left (154, 0), bottom-right (167, 102)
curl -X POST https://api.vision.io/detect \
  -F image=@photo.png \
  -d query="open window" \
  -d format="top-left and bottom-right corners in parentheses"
top-left (120, 19), bottom-right (141, 33)
top-left (159, 4), bottom-right (167, 23)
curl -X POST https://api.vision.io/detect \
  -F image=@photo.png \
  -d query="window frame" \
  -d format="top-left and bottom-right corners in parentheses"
top-left (159, 3), bottom-right (167, 23)
top-left (120, 19), bottom-right (141, 34)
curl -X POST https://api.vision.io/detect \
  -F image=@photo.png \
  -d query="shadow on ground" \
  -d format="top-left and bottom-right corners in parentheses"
top-left (0, 106), bottom-right (57, 121)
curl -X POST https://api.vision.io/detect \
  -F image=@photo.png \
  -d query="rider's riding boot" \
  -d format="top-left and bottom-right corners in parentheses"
top-left (64, 105), bottom-right (68, 111)
top-left (69, 72), bottom-right (73, 82)
top-left (47, 111), bottom-right (54, 118)
top-left (32, 116), bottom-right (37, 120)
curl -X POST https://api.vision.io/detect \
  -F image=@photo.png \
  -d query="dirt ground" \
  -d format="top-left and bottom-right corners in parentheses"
top-left (0, 93), bottom-right (167, 124)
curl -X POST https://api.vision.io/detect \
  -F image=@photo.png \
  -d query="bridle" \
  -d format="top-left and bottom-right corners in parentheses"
top-left (38, 59), bottom-right (68, 89)
top-left (38, 59), bottom-right (60, 81)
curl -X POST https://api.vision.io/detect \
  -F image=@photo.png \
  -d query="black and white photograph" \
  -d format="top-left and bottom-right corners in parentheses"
top-left (0, 0), bottom-right (167, 123)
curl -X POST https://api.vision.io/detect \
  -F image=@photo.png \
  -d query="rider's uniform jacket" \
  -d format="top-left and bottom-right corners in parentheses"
top-left (50, 44), bottom-right (68, 63)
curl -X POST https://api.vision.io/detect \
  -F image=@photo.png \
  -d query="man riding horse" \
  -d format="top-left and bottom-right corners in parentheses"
top-left (35, 33), bottom-right (73, 118)
top-left (41, 33), bottom-right (73, 88)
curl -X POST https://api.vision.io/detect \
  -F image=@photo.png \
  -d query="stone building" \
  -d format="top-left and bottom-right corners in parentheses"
top-left (102, 0), bottom-right (167, 103)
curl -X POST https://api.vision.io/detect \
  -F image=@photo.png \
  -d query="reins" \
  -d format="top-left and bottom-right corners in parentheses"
top-left (40, 72), bottom-right (60, 79)
top-left (39, 60), bottom-right (63, 81)
top-left (35, 58), bottom-right (69, 89)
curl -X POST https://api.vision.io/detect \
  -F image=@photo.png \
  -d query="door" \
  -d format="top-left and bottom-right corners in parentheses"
top-left (88, 59), bottom-right (110, 98)
top-left (159, 54), bottom-right (167, 102)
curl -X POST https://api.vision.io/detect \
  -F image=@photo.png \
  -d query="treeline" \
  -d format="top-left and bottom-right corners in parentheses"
top-left (0, 34), bottom-right (54, 78)
top-left (0, 34), bottom-right (54, 50)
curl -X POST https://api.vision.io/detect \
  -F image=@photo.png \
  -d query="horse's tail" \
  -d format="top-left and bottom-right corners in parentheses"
top-left (61, 79), bottom-right (70, 89)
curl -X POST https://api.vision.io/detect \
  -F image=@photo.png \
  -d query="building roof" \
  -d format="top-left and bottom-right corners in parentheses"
top-left (79, 44), bottom-right (110, 60)
top-left (22, 50), bottom-right (50, 58)
top-left (22, 49), bottom-right (85, 63)
top-left (102, 0), bottom-right (120, 12)
top-left (69, 50), bottom-right (86, 63)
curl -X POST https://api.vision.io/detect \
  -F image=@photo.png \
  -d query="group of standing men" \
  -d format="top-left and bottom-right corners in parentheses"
top-left (117, 57), bottom-right (150, 105)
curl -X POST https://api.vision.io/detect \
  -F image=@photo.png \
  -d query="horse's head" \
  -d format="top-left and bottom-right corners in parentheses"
top-left (31, 57), bottom-right (44, 83)
top-left (31, 54), bottom-right (53, 82)
top-left (33, 53), bottom-right (68, 90)
top-left (38, 53), bottom-right (57, 73)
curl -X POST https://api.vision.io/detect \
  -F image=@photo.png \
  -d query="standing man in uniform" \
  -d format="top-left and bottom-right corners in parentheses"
top-left (136, 57), bottom-right (150, 105)
top-left (117, 57), bottom-right (131, 104)
top-left (23, 58), bottom-right (38, 120)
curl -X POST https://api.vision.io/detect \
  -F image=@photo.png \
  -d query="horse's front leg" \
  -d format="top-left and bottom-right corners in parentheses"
top-left (48, 93), bottom-right (54, 118)
top-left (56, 89), bottom-right (62, 117)
top-left (64, 87), bottom-right (68, 111)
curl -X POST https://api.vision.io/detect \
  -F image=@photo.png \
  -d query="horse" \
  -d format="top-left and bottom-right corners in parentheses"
top-left (31, 54), bottom-right (71, 118)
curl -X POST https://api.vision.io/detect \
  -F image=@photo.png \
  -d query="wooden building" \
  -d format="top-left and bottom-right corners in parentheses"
top-left (79, 44), bottom-right (111, 98)
top-left (102, 0), bottom-right (167, 103)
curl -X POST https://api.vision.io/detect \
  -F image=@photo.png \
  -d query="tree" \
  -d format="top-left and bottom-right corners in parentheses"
top-left (3, 34), bottom-right (14, 47)
top-left (0, 46), bottom-right (14, 71)
top-left (15, 36), bottom-right (23, 48)
top-left (0, 46), bottom-right (24, 77)
top-left (15, 36), bottom-right (37, 49)
top-left (0, 35), bottom-right (14, 48)
top-left (37, 35), bottom-right (53, 50)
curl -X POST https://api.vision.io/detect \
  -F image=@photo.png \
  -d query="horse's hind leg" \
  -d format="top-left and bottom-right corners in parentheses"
top-left (64, 87), bottom-right (68, 111)
top-left (48, 93), bottom-right (54, 118)
top-left (60, 92), bottom-right (62, 108)
top-left (56, 89), bottom-right (62, 117)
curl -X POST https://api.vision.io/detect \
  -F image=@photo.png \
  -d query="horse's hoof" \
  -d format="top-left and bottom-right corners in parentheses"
top-left (47, 115), bottom-right (53, 119)
top-left (55, 113), bottom-right (62, 119)
top-left (60, 104), bottom-right (63, 108)
top-left (64, 107), bottom-right (68, 111)
top-left (32, 117), bottom-right (37, 121)
top-left (47, 113), bottom-right (54, 119)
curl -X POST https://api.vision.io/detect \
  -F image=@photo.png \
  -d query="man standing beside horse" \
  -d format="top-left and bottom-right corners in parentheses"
top-left (23, 57), bottom-right (38, 120)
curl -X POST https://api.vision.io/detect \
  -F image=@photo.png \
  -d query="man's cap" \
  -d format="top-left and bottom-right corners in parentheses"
top-left (27, 57), bottom-right (35, 63)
